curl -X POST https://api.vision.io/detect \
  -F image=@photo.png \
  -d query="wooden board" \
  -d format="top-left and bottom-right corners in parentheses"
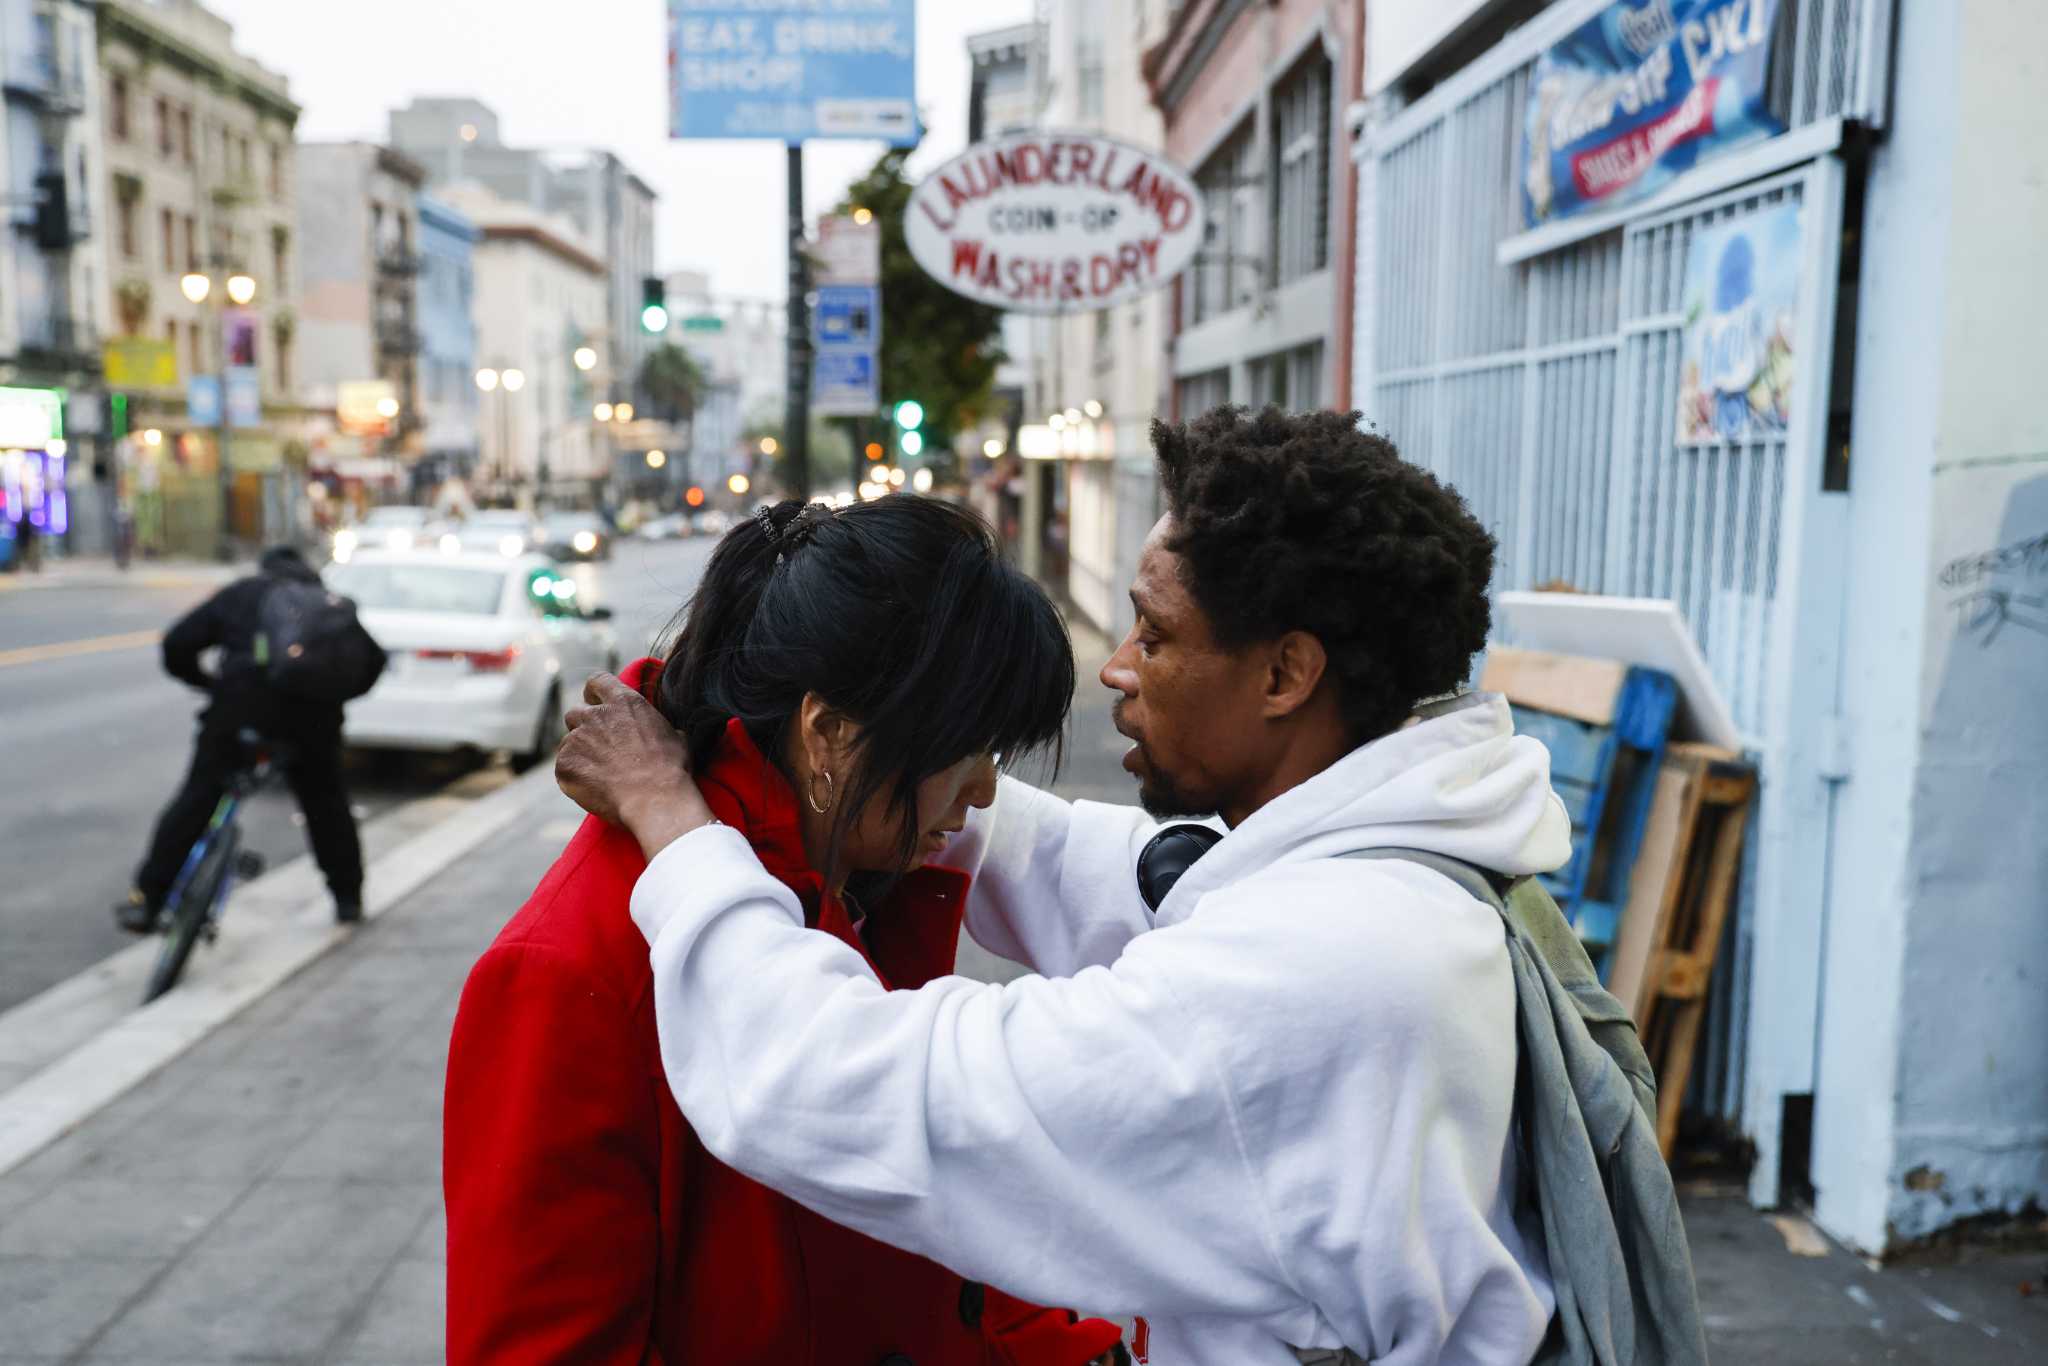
top-left (1479, 645), bottom-right (1628, 727)
top-left (1608, 760), bottom-right (1705, 1023)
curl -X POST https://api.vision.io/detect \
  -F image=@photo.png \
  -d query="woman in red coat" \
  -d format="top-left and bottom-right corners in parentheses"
top-left (444, 498), bottom-right (1121, 1365)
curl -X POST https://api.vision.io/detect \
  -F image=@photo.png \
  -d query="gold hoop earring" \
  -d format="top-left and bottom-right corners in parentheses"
top-left (807, 769), bottom-right (835, 815)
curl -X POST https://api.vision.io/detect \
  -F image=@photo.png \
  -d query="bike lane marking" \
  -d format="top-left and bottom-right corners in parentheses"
top-left (0, 628), bottom-right (161, 670)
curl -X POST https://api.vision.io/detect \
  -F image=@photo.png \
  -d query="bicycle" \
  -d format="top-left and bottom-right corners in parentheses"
top-left (143, 728), bottom-right (282, 1003)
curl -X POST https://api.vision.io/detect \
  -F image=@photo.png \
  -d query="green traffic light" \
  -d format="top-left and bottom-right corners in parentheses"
top-left (641, 303), bottom-right (670, 333)
top-left (893, 399), bottom-right (924, 430)
top-left (899, 430), bottom-right (924, 457)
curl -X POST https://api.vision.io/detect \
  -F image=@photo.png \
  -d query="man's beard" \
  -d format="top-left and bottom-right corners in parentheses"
top-left (1135, 755), bottom-right (1211, 820)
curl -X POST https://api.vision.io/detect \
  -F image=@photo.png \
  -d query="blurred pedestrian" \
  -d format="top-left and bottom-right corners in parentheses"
top-left (116, 546), bottom-right (384, 931)
top-left (443, 498), bottom-right (1122, 1364)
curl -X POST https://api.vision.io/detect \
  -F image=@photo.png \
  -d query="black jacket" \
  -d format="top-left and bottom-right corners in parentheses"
top-left (163, 548), bottom-right (343, 739)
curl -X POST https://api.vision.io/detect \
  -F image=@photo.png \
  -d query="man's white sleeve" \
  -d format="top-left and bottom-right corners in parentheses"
top-left (939, 775), bottom-right (1159, 975)
top-left (630, 823), bottom-right (1297, 1320)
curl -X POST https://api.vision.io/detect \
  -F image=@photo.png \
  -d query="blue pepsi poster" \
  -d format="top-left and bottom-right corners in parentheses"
top-left (1521, 0), bottom-right (1783, 228)
top-left (1676, 202), bottom-right (1800, 444)
top-left (669, 1), bottom-right (918, 145)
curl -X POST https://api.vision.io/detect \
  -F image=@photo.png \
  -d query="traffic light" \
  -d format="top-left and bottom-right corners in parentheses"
top-left (864, 441), bottom-right (884, 461)
top-left (685, 486), bottom-right (706, 507)
top-left (640, 277), bottom-right (668, 333)
top-left (892, 400), bottom-right (925, 458)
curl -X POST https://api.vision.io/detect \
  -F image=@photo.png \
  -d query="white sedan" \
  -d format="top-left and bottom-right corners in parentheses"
top-left (324, 549), bottom-right (620, 769)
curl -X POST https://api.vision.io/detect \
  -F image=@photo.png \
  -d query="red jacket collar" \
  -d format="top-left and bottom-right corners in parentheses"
top-left (619, 656), bottom-right (845, 939)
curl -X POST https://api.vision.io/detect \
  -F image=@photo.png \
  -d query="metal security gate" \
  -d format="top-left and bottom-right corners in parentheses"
top-left (1359, 0), bottom-right (1885, 1201)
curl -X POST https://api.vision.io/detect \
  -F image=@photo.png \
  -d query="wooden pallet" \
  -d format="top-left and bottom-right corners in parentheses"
top-left (1480, 644), bottom-right (1678, 967)
top-left (1604, 742), bottom-right (1757, 1158)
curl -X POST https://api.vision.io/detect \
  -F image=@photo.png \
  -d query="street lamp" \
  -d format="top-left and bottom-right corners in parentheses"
top-left (983, 438), bottom-right (1006, 458)
top-left (852, 207), bottom-right (873, 225)
top-left (759, 436), bottom-right (779, 456)
top-left (180, 272), bottom-right (211, 304)
top-left (374, 396), bottom-right (400, 421)
top-left (646, 449), bottom-right (667, 469)
top-left (501, 368), bottom-right (526, 392)
top-left (593, 401), bottom-right (613, 422)
top-left (475, 367), bottom-right (499, 392)
top-left (226, 273), bottom-right (257, 306)
top-left (613, 401), bottom-right (634, 422)
top-left (728, 473), bottom-right (750, 495)
top-left (573, 346), bottom-right (597, 372)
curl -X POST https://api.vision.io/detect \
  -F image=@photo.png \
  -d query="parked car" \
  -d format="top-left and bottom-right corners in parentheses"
top-left (452, 509), bottom-right (546, 558)
top-left (331, 505), bottom-right (444, 562)
top-left (692, 509), bottom-right (735, 538)
top-left (542, 510), bottom-right (612, 561)
top-left (325, 548), bottom-right (619, 770)
top-left (636, 513), bottom-right (691, 541)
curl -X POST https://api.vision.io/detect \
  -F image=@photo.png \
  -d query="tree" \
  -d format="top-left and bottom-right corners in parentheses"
top-left (639, 343), bottom-right (706, 424)
top-left (831, 148), bottom-right (1006, 464)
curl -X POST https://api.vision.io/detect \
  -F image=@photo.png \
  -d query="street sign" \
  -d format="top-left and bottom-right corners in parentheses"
top-left (904, 132), bottom-right (1206, 314)
top-left (814, 214), bottom-right (881, 286)
top-left (187, 374), bottom-right (222, 427)
top-left (667, 0), bottom-right (918, 145)
top-left (680, 315), bottom-right (725, 332)
top-left (225, 367), bottom-right (261, 429)
top-left (102, 337), bottom-right (178, 389)
top-left (812, 350), bottom-right (877, 416)
top-left (812, 284), bottom-right (880, 415)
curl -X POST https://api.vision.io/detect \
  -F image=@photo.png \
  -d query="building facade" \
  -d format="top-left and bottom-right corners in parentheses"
top-left (388, 97), bottom-right (656, 421)
top-left (664, 268), bottom-right (782, 494)
top-left (414, 193), bottom-right (479, 484)
top-left (1015, 0), bottom-right (1177, 637)
top-left (0, 0), bottom-right (104, 559)
top-left (1145, 0), bottom-right (1363, 422)
top-left (1352, 0), bottom-right (2048, 1254)
top-left (437, 183), bottom-right (606, 503)
top-left (293, 141), bottom-right (426, 478)
top-left (95, 0), bottom-right (298, 556)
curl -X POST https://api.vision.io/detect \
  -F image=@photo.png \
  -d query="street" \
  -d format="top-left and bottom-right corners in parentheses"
top-left (0, 536), bottom-right (713, 1013)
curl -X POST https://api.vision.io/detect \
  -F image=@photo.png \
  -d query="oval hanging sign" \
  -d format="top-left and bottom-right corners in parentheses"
top-left (905, 131), bottom-right (1206, 315)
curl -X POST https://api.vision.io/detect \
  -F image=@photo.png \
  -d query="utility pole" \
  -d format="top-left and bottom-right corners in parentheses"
top-left (784, 145), bottom-right (811, 499)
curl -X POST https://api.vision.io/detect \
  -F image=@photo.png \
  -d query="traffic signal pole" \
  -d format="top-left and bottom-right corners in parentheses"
top-left (784, 145), bottom-right (812, 499)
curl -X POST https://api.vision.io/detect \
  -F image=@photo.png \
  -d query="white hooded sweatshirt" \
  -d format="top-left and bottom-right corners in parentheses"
top-left (629, 693), bottom-right (1570, 1365)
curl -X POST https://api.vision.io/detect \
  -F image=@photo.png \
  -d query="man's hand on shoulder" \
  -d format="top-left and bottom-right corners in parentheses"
top-left (557, 673), bottom-right (716, 862)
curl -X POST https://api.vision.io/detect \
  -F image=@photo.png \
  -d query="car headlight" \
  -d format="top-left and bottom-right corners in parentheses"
top-left (498, 534), bottom-right (525, 557)
top-left (388, 529), bottom-right (415, 551)
top-left (439, 533), bottom-right (461, 554)
top-left (333, 528), bottom-right (357, 554)
top-left (572, 530), bottom-right (597, 554)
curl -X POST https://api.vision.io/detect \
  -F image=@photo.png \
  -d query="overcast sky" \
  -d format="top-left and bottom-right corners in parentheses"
top-left (203, 0), bottom-right (1032, 302)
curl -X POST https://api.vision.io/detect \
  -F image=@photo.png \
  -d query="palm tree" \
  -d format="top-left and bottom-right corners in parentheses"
top-left (638, 343), bottom-right (706, 424)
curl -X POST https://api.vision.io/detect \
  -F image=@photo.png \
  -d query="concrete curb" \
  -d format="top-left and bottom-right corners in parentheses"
top-left (0, 766), bottom-right (559, 1176)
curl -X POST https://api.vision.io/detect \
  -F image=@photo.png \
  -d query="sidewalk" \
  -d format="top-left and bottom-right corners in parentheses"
top-left (1, 638), bottom-right (2042, 1360)
top-left (0, 554), bottom-right (241, 594)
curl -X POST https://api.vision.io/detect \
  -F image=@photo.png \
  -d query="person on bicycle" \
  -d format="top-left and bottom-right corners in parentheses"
top-left (116, 546), bottom-right (376, 931)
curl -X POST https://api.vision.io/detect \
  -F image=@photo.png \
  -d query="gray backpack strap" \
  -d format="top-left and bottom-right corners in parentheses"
top-left (1340, 846), bottom-right (1507, 915)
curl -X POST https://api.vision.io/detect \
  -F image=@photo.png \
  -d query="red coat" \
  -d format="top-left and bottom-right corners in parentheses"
top-left (444, 665), bottom-right (1121, 1366)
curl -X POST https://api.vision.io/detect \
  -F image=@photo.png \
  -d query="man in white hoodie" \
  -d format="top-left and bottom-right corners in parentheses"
top-left (557, 406), bottom-right (1570, 1365)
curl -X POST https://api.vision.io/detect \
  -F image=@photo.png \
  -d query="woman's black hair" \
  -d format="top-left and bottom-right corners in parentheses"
top-left (655, 496), bottom-right (1074, 879)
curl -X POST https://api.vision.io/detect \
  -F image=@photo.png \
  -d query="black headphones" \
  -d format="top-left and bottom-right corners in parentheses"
top-left (1136, 823), bottom-right (1224, 913)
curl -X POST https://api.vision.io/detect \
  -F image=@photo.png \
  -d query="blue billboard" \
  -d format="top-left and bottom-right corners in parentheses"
top-left (668, 1), bottom-right (918, 145)
top-left (1521, 0), bottom-right (1784, 229)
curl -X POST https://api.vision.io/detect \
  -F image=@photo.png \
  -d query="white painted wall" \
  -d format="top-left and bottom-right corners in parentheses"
top-left (1364, 0), bottom-right (1500, 94)
top-left (1814, 0), bottom-right (2048, 1254)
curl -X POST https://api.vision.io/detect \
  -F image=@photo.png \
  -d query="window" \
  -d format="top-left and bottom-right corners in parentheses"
top-left (239, 136), bottom-right (252, 181)
top-left (1271, 48), bottom-right (1333, 287)
top-left (109, 75), bottom-right (129, 140)
top-left (1248, 341), bottom-right (1325, 412)
top-left (268, 143), bottom-right (283, 200)
top-left (117, 196), bottom-right (137, 257)
top-left (1188, 121), bottom-right (1258, 324)
top-left (271, 227), bottom-right (289, 289)
top-left (1076, 33), bottom-right (1105, 123)
top-left (189, 321), bottom-right (204, 375)
top-left (177, 108), bottom-right (192, 164)
top-left (160, 207), bottom-right (174, 271)
top-left (184, 214), bottom-right (197, 271)
top-left (155, 97), bottom-right (171, 156)
top-left (274, 320), bottom-right (293, 393)
top-left (1177, 367), bottom-right (1230, 419)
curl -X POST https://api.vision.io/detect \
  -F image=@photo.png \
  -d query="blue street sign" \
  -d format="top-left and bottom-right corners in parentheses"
top-left (187, 374), bottom-right (221, 427)
top-left (667, 1), bottom-right (919, 146)
top-left (225, 366), bottom-right (262, 429)
top-left (812, 284), bottom-right (880, 416)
